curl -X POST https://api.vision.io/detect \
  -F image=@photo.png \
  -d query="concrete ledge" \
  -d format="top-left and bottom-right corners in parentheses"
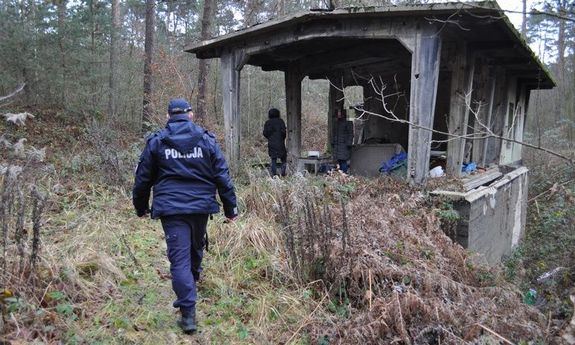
top-left (431, 166), bottom-right (529, 264)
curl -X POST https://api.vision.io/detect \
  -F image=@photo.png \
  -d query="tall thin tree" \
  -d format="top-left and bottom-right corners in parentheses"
top-left (555, 0), bottom-right (567, 123)
top-left (56, 0), bottom-right (67, 106)
top-left (109, 0), bottom-right (120, 118)
top-left (196, 0), bottom-right (216, 123)
top-left (521, 0), bottom-right (527, 37)
top-left (142, 0), bottom-right (155, 128)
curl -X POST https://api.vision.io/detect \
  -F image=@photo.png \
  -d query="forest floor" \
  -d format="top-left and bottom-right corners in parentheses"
top-left (1, 110), bottom-right (574, 344)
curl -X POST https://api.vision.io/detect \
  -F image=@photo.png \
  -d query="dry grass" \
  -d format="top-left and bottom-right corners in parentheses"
top-left (1, 111), bottom-right (563, 344)
top-left (244, 173), bottom-right (550, 344)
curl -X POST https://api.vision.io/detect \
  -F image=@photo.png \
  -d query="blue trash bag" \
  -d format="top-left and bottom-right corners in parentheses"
top-left (379, 152), bottom-right (408, 174)
top-left (462, 162), bottom-right (477, 173)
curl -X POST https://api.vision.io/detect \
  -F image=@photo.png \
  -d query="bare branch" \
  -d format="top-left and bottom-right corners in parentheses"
top-left (458, 1), bottom-right (575, 23)
top-left (327, 74), bottom-right (574, 166)
top-left (0, 84), bottom-right (25, 103)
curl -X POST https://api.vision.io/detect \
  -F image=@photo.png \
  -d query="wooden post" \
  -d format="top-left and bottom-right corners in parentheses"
top-left (285, 66), bottom-right (303, 172)
top-left (327, 78), bottom-right (344, 154)
top-left (407, 23), bottom-right (442, 185)
top-left (446, 42), bottom-right (475, 177)
top-left (221, 51), bottom-right (242, 172)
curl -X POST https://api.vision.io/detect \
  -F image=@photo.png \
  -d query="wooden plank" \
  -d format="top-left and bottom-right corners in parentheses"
top-left (462, 169), bottom-right (503, 191)
top-left (407, 21), bottom-right (442, 185)
top-left (446, 42), bottom-right (475, 177)
top-left (285, 65), bottom-right (303, 172)
top-left (221, 51), bottom-right (242, 172)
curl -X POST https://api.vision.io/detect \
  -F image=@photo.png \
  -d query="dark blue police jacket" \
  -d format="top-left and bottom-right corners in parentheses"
top-left (132, 114), bottom-right (238, 219)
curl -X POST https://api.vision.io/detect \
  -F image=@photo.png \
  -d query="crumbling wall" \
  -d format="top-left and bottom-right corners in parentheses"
top-left (452, 167), bottom-right (529, 264)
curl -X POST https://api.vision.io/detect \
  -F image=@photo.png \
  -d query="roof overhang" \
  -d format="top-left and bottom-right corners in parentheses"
top-left (185, 1), bottom-right (555, 89)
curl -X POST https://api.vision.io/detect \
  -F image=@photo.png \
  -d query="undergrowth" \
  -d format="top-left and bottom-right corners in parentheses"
top-left (504, 146), bottom-right (575, 342)
top-left (1, 109), bottom-right (570, 344)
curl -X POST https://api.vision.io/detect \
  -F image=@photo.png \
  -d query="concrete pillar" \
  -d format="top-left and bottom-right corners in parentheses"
top-left (407, 23), bottom-right (442, 185)
top-left (285, 66), bottom-right (303, 171)
top-left (446, 42), bottom-right (475, 177)
top-left (473, 64), bottom-right (497, 167)
top-left (221, 51), bottom-right (242, 172)
top-left (327, 79), bottom-right (344, 153)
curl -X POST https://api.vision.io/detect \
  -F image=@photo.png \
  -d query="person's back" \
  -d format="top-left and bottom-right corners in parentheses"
top-left (263, 108), bottom-right (287, 176)
top-left (137, 114), bottom-right (235, 218)
top-left (133, 98), bottom-right (237, 335)
top-left (332, 109), bottom-right (354, 173)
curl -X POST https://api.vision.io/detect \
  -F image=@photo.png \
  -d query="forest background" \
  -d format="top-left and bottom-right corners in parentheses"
top-left (0, 0), bottom-right (574, 145)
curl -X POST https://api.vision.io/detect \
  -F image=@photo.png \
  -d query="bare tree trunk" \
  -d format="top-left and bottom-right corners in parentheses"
top-left (555, 0), bottom-right (566, 124)
top-left (195, 0), bottom-right (215, 123)
top-left (244, 0), bottom-right (262, 27)
top-left (276, 0), bottom-right (285, 15)
top-left (108, 0), bottom-right (120, 119)
top-left (572, 25), bottom-right (575, 148)
top-left (90, 0), bottom-right (97, 110)
top-left (557, 3), bottom-right (566, 73)
top-left (521, 0), bottom-right (527, 37)
top-left (243, 0), bottom-right (259, 136)
top-left (142, 0), bottom-right (155, 128)
top-left (19, 0), bottom-right (35, 102)
top-left (57, 0), bottom-right (66, 107)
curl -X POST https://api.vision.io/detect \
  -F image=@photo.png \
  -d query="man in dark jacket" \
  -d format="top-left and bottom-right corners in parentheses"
top-left (133, 98), bottom-right (238, 334)
top-left (332, 108), bottom-right (354, 173)
top-left (263, 108), bottom-right (287, 176)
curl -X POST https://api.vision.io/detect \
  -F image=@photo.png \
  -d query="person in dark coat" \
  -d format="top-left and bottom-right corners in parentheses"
top-left (332, 108), bottom-right (354, 173)
top-left (263, 108), bottom-right (287, 176)
top-left (133, 98), bottom-right (238, 334)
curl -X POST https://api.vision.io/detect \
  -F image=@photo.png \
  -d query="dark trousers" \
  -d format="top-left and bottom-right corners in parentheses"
top-left (160, 214), bottom-right (209, 310)
top-left (270, 156), bottom-right (287, 176)
top-left (338, 160), bottom-right (349, 173)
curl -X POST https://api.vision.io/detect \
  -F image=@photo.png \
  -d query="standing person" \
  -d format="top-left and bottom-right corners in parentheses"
top-left (133, 98), bottom-right (238, 334)
top-left (263, 108), bottom-right (287, 176)
top-left (332, 108), bottom-right (354, 173)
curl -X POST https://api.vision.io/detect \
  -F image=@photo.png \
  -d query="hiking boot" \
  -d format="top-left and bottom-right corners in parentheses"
top-left (177, 307), bottom-right (197, 334)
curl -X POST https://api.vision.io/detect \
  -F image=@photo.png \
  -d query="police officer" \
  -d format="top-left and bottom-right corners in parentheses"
top-left (133, 98), bottom-right (238, 334)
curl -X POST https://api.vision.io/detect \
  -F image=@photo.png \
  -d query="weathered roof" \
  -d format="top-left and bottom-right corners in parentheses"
top-left (185, 1), bottom-right (554, 88)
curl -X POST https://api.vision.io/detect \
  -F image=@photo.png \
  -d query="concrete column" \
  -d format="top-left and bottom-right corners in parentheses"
top-left (407, 23), bottom-right (442, 185)
top-left (474, 65), bottom-right (497, 167)
top-left (446, 42), bottom-right (475, 177)
top-left (221, 51), bottom-right (242, 172)
top-left (327, 79), bottom-right (344, 153)
top-left (285, 66), bottom-right (303, 171)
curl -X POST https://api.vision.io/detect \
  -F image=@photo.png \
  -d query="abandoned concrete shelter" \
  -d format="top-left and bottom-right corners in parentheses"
top-left (186, 1), bottom-right (555, 263)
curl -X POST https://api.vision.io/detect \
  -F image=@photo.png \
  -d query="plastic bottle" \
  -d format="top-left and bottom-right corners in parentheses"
top-left (524, 288), bottom-right (537, 305)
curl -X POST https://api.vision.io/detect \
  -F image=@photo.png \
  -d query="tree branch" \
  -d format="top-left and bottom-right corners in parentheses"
top-left (0, 84), bottom-right (25, 103)
top-left (327, 75), bottom-right (574, 166)
top-left (458, 1), bottom-right (575, 23)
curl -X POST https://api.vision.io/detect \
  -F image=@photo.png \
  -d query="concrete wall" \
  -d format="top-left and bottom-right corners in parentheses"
top-left (350, 144), bottom-right (405, 177)
top-left (363, 71), bottom-right (411, 150)
top-left (435, 167), bottom-right (529, 264)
